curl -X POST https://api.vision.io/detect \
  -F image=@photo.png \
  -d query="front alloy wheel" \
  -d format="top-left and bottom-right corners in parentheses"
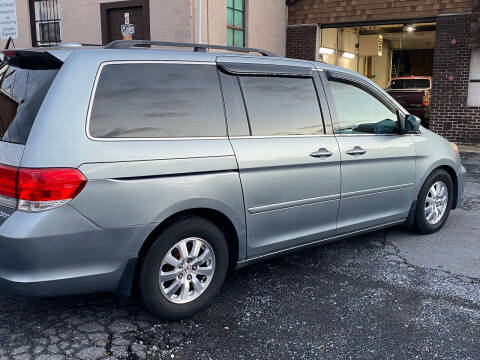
top-left (424, 181), bottom-right (448, 225)
top-left (414, 169), bottom-right (453, 234)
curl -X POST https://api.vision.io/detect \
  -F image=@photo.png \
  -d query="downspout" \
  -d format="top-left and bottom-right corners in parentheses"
top-left (197, 0), bottom-right (202, 43)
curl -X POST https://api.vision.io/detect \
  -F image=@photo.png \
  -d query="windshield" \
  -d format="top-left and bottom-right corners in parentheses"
top-left (0, 63), bottom-right (58, 144)
top-left (389, 78), bottom-right (431, 90)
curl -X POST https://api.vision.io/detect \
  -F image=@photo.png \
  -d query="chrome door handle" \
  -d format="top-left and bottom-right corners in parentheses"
top-left (346, 146), bottom-right (366, 156)
top-left (310, 148), bottom-right (333, 158)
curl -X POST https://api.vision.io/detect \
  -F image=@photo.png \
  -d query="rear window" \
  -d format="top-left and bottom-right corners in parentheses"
top-left (389, 78), bottom-right (431, 90)
top-left (88, 63), bottom-right (226, 139)
top-left (0, 64), bottom-right (58, 144)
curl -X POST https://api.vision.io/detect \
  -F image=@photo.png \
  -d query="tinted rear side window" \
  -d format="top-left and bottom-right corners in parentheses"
top-left (89, 63), bottom-right (226, 138)
top-left (238, 76), bottom-right (324, 136)
top-left (0, 64), bottom-right (58, 144)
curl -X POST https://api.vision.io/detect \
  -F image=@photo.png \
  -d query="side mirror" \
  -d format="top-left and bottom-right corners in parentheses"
top-left (405, 114), bottom-right (421, 133)
top-left (397, 111), bottom-right (421, 134)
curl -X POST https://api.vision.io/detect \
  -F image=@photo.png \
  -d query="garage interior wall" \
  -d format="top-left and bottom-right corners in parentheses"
top-left (319, 27), bottom-right (393, 89)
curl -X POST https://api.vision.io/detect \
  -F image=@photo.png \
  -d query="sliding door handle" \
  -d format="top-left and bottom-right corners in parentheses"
top-left (310, 148), bottom-right (333, 158)
top-left (346, 146), bottom-right (366, 156)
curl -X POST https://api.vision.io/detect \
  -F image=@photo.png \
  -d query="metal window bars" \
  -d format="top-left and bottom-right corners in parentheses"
top-left (29, 0), bottom-right (61, 47)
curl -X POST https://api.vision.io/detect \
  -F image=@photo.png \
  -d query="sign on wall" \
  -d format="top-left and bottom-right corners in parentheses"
top-left (0, 0), bottom-right (18, 40)
top-left (121, 12), bottom-right (134, 40)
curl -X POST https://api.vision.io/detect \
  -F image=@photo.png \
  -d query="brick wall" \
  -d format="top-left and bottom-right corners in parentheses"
top-left (430, 14), bottom-right (480, 144)
top-left (288, 0), bottom-right (474, 25)
top-left (286, 25), bottom-right (317, 60)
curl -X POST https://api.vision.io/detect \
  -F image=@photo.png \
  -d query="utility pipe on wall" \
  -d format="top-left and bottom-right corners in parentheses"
top-left (197, 0), bottom-right (202, 43)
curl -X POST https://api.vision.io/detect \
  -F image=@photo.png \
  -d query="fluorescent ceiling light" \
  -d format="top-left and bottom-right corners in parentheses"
top-left (319, 47), bottom-right (334, 55)
top-left (342, 52), bottom-right (355, 59)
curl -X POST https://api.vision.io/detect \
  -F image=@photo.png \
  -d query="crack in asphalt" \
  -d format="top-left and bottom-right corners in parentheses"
top-left (382, 231), bottom-right (480, 285)
top-left (104, 333), bottom-right (113, 358)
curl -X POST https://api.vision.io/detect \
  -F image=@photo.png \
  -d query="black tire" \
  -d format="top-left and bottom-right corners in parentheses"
top-left (414, 169), bottom-right (454, 234)
top-left (139, 216), bottom-right (229, 320)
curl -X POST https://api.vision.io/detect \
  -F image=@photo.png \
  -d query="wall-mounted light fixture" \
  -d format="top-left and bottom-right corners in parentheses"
top-left (342, 52), bottom-right (355, 59)
top-left (319, 47), bottom-right (334, 55)
top-left (403, 24), bottom-right (415, 32)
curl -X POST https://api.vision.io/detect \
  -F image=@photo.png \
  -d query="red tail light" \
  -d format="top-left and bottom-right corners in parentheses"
top-left (0, 164), bottom-right (86, 212)
top-left (2, 50), bottom-right (16, 57)
top-left (0, 164), bottom-right (17, 198)
top-left (422, 91), bottom-right (430, 107)
top-left (17, 168), bottom-right (86, 201)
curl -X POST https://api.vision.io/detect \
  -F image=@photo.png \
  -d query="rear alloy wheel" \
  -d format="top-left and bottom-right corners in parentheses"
top-left (159, 237), bottom-right (215, 304)
top-left (139, 216), bottom-right (228, 320)
top-left (414, 169), bottom-right (453, 234)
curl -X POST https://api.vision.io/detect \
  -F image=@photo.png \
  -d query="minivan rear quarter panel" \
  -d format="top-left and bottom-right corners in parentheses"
top-left (19, 49), bottom-right (248, 259)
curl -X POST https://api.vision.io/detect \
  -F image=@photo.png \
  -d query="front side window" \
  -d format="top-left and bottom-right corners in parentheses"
top-left (239, 76), bottom-right (324, 136)
top-left (89, 63), bottom-right (226, 139)
top-left (227, 0), bottom-right (245, 47)
top-left (329, 80), bottom-right (399, 135)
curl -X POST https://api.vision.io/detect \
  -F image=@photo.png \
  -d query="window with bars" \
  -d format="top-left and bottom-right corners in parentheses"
top-left (227, 0), bottom-right (245, 47)
top-left (29, 0), bottom-right (61, 47)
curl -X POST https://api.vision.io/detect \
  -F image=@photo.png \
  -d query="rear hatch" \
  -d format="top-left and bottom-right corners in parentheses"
top-left (0, 49), bottom-right (63, 222)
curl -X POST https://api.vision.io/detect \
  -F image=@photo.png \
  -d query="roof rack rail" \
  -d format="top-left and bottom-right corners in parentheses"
top-left (104, 40), bottom-right (278, 57)
top-left (58, 42), bottom-right (103, 48)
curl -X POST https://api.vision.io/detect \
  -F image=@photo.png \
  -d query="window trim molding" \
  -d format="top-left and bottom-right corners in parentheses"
top-left (218, 62), bottom-right (313, 77)
top-left (85, 60), bottom-right (227, 142)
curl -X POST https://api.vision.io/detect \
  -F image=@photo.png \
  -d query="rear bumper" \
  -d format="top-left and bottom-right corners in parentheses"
top-left (0, 204), bottom-right (150, 297)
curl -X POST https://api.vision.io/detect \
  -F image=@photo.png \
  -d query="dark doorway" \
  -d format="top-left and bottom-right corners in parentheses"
top-left (392, 49), bottom-right (434, 77)
top-left (100, 0), bottom-right (150, 45)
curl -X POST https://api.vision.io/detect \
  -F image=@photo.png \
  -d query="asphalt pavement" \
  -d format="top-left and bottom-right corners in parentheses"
top-left (0, 151), bottom-right (479, 360)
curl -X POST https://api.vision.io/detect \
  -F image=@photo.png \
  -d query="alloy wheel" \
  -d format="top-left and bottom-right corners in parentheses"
top-left (158, 237), bottom-right (215, 304)
top-left (424, 181), bottom-right (448, 225)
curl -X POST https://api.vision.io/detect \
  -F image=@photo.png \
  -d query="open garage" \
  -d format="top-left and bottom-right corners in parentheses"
top-left (286, 0), bottom-right (480, 144)
top-left (314, 21), bottom-right (436, 126)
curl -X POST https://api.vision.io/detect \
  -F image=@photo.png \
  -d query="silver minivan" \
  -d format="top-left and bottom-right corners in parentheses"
top-left (0, 41), bottom-right (466, 319)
